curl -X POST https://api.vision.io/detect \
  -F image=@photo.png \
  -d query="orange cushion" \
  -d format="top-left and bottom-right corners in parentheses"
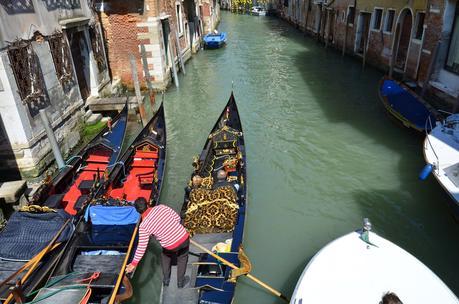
top-left (134, 151), bottom-right (158, 159)
top-left (86, 155), bottom-right (110, 163)
top-left (132, 160), bottom-right (156, 168)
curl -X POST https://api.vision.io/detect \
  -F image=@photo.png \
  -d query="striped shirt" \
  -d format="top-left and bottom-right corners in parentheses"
top-left (131, 205), bottom-right (189, 266)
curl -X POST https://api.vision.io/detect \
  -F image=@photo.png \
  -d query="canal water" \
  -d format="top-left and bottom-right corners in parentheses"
top-left (128, 11), bottom-right (459, 303)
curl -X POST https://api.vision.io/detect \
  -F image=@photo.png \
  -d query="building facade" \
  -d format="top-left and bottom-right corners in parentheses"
top-left (96, 0), bottom-right (220, 91)
top-left (0, 0), bottom-right (110, 179)
top-left (275, 0), bottom-right (459, 107)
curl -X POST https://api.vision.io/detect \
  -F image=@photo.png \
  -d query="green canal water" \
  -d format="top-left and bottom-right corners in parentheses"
top-left (127, 11), bottom-right (459, 303)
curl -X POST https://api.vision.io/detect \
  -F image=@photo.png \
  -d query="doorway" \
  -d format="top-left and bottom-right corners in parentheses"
top-left (355, 12), bottom-right (371, 54)
top-left (394, 9), bottom-right (413, 70)
top-left (67, 30), bottom-right (91, 100)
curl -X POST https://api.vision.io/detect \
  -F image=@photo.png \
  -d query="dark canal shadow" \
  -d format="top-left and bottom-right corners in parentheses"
top-left (283, 26), bottom-right (459, 294)
top-left (0, 116), bottom-right (21, 182)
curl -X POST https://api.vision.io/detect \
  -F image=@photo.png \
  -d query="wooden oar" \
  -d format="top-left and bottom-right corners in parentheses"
top-left (108, 221), bottom-right (139, 304)
top-left (0, 243), bottom-right (60, 289)
top-left (4, 218), bottom-right (71, 304)
top-left (190, 239), bottom-right (290, 303)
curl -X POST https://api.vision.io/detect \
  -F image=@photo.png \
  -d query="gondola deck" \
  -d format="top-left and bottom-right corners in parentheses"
top-left (162, 93), bottom-right (246, 304)
top-left (29, 104), bottom-right (167, 304)
top-left (0, 105), bottom-right (128, 302)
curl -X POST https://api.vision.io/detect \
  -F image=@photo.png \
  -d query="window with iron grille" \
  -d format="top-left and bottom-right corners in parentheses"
top-left (89, 25), bottom-right (106, 72)
top-left (7, 42), bottom-right (49, 117)
top-left (47, 33), bottom-right (75, 91)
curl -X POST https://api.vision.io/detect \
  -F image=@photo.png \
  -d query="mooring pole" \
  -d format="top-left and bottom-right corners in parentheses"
top-left (129, 54), bottom-right (147, 126)
top-left (168, 32), bottom-right (179, 88)
top-left (174, 29), bottom-right (186, 74)
top-left (39, 109), bottom-right (65, 170)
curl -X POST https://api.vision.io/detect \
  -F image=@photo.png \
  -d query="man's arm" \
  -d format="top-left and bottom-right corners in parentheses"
top-left (129, 227), bottom-right (149, 267)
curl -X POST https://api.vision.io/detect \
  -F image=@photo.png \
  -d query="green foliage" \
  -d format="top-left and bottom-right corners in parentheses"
top-left (83, 121), bottom-right (106, 139)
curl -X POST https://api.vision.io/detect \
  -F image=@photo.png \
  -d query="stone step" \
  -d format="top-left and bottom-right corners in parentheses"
top-left (101, 117), bottom-right (111, 123)
top-left (83, 109), bottom-right (93, 121)
top-left (85, 113), bottom-right (102, 126)
top-left (0, 180), bottom-right (27, 204)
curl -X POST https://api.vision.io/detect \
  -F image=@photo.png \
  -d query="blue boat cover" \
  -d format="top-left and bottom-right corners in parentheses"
top-left (89, 224), bottom-right (136, 246)
top-left (85, 205), bottom-right (139, 225)
top-left (380, 79), bottom-right (436, 130)
top-left (0, 210), bottom-right (73, 261)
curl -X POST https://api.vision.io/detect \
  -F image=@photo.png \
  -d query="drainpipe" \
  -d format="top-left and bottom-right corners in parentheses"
top-left (39, 109), bottom-right (65, 170)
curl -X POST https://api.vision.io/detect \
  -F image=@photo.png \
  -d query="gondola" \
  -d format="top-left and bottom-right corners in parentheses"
top-left (379, 77), bottom-right (438, 132)
top-left (28, 103), bottom-right (166, 303)
top-left (162, 93), bottom-right (247, 304)
top-left (0, 105), bottom-right (128, 302)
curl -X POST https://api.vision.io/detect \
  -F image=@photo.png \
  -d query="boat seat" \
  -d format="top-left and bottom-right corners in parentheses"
top-left (109, 188), bottom-right (125, 200)
top-left (134, 151), bottom-right (158, 159)
top-left (44, 194), bottom-right (65, 209)
top-left (131, 159), bottom-right (156, 168)
top-left (86, 155), bottom-right (110, 163)
top-left (83, 163), bottom-right (107, 172)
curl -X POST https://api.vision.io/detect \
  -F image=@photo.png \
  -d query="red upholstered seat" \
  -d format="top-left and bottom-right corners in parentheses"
top-left (132, 159), bottom-right (156, 168)
top-left (63, 186), bottom-right (81, 215)
top-left (134, 151), bottom-right (158, 159)
top-left (86, 155), bottom-right (110, 163)
top-left (84, 163), bottom-right (108, 172)
top-left (109, 188), bottom-right (125, 199)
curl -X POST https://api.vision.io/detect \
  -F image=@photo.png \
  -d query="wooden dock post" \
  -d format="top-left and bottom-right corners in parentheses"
top-left (140, 44), bottom-right (156, 110)
top-left (168, 33), bottom-right (179, 88)
top-left (129, 54), bottom-right (147, 126)
top-left (174, 29), bottom-right (186, 74)
top-left (39, 109), bottom-right (65, 170)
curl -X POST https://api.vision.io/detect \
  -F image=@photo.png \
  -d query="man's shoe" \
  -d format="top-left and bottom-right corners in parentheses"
top-left (163, 279), bottom-right (170, 287)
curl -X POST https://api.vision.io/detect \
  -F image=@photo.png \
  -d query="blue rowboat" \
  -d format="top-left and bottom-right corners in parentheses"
top-left (203, 32), bottom-right (227, 49)
top-left (379, 77), bottom-right (437, 132)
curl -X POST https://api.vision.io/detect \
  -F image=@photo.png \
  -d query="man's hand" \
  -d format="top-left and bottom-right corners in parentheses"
top-left (125, 263), bottom-right (136, 274)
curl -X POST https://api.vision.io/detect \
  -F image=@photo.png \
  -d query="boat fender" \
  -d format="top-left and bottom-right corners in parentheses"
top-left (419, 164), bottom-right (433, 180)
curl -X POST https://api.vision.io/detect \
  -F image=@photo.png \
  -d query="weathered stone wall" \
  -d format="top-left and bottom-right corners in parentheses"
top-left (97, 0), bottom-right (200, 90)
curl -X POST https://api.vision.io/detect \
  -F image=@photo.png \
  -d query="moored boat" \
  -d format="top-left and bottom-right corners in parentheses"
top-left (251, 6), bottom-right (266, 16)
top-left (291, 219), bottom-right (459, 304)
top-left (161, 93), bottom-right (247, 304)
top-left (423, 113), bottom-right (459, 220)
top-left (0, 105), bottom-right (128, 302)
top-left (379, 77), bottom-right (437, 132)
top-left (203, 32), bottom-right (227, 49)
top-left (28, 103), bottom-right (166, 303)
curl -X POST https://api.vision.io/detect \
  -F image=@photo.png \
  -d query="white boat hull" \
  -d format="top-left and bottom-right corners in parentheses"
top-left (423, 116), bottom-right (459, 219)
top-left (291, 231), bottom-right (458, 304)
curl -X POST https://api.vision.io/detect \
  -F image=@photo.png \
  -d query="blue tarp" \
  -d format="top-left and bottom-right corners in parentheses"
top-left (380, 79), bottom-right (436, 130)
top-left (89, 224), bottom-right (136, 246)
top-left (0, 210), bottom-right (73, 261)
top-left (85, 205), bottom-right (139, 225)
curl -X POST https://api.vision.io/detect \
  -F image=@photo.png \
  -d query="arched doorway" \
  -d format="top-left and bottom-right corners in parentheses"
top-left (393, 9), bottom-right (413, 71)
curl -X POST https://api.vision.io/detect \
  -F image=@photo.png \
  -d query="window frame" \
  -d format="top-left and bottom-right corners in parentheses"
top-left (445, 4), bottom-right (459, 75)
top-left (413, 11), bottom-right (426, 42)
top-left (347, 6), bottom-right (355, 26)
top-left (371, 7), bottom-right (383, 31)
top-left (176, 3), bottom-right (184, 36)
top-left (383, 8), bottom-right (396, 34)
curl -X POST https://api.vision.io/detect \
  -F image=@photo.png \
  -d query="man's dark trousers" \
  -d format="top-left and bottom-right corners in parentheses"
top-left (161, 237), bottom-right (189, 287)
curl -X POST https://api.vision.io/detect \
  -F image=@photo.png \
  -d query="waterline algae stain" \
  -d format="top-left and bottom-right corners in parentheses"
top-left (128, 12), bottom-right (459, 304)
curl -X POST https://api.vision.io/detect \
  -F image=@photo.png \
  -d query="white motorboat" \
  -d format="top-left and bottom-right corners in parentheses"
top-left (291, 219), bottom-right (458, 304)
top-left (251, 6), bottom-right (266, 16)
top-left (423, 114), bottom-right (459, 220)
